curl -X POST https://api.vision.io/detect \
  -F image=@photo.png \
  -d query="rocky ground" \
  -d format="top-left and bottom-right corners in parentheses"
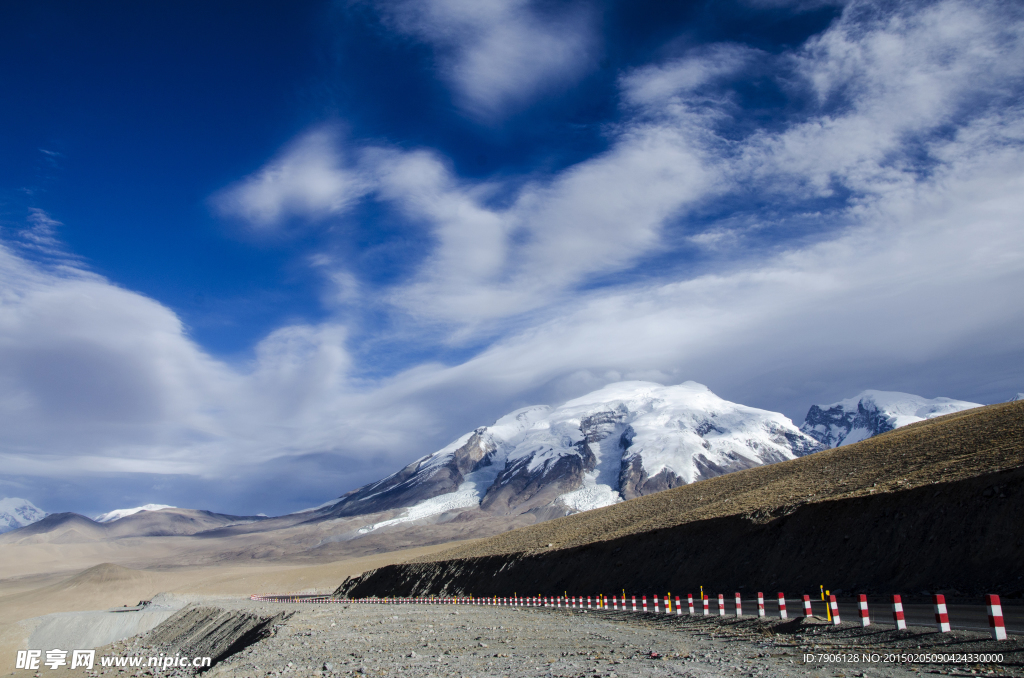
top-left (44, 601), bottom-right (1023, 678)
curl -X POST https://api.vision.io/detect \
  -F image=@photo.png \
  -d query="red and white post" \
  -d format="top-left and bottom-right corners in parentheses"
top-left (675, 596), bottom-right (682, 616)
top-left (735, 592), bottom-right (742, 617)
top-left (703, 595), bottom-right (709, 615)
top-left (587, 596), bottom-right (593, 610)
top-left (654, 595), bottom-right (660, 613)
top-left (858, 595), bottom-right (870, 627)
top-left (778, 593), bottom-right (787, 620)
top-left (718, 594), bottom-right (725, 616)
top-left (933, 594), bottom-right (951, 633)
top-left (687, 594), bottom-right (695, 615)
top-left (803, 595), bottom-right (813, 618)
top-left (829, 595), bottom-right (841, 625)
top-left (642, 596), bottom-right (648, 612)
top-left (757, 592), bottom-right (765, 618)
top-left (892, 595), bottom-right (906, 630)
top-left (987, 595), bottom-right (1007, 641)
top-left (632, 596), bottom-right (637, 612)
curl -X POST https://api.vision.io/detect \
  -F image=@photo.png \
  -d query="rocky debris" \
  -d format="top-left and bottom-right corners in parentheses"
top-left (74, 600), bottom-right (1024, 677)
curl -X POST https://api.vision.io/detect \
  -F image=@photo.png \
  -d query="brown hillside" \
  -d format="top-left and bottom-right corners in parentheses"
top-left (414, 400), bottom-right (1023, 563)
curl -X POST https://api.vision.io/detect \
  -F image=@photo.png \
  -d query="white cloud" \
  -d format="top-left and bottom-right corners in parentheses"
top-left (621, 44), bottom-right (759, 107)
top-left (210, 128), bottom-right (371, 229)
top-left (379, 0), bottom-right (598, 119)
top-left (5, 0), bottom-right (1024, 515)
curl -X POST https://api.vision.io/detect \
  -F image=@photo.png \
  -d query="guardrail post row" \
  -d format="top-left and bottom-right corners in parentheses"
top-left (734, 592), bottom-right (742, 617)
top-left (802, 595), bottom-right (812, 618)
top-left (933, 594), bottom-right (951, 633)
top-left (858, 595), bottom-right (870, 627)
top-left (829, 595), bottom-right (841, 625)
top-left (986, 595), bottom-right (1007, 640)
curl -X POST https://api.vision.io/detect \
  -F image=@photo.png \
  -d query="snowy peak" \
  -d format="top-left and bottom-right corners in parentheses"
top-left (1011, 393), bottom-right (1024, 402)
top-left (94, 504), bottom-right (176, 523)
top-left (331, 381), bottom-right (822, 528)
top-left (0, 497), bottom-right (48, 534)
top-left (801, 390), bottom-right (982, 448)
top-left (321, 405), bottom-right (551, 519)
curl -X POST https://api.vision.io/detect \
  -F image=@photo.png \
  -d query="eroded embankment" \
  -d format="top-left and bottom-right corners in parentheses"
top-left (336, 466), bottom-right (1024, 598)
top-left (143, 606), bottom-right (291, 671)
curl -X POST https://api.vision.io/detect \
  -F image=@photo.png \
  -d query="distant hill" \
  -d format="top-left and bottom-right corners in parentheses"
top-left (0, 507), bottom-right (267, 544)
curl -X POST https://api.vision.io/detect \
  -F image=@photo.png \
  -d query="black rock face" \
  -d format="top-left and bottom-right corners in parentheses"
top-left (480, 452), bottom-right (590, 515)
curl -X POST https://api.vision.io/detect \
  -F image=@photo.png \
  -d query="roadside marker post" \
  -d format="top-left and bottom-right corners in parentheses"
top-left (703, 595), bottom-right (709, 615)
top-left (987, 595), bottom-right (1007, 640)
top-left (735, 592), bottom-right (742, 617)
top-left (829, 595), bottom-right (841, 625)
top-left (778, 593), bottom-right (787, 619)
top-left (803, 595), bottom-right (813, 618)
top-left (933, 594), bottom-right (951, 633)
top-left (654, 595), bottom-right (660, 613)
top-left (675, 596), bottom-right (682, 616)
top-left (718, 594), bottom-right (725, 616)
top-left (642, 596), bottom-right (648, 612)
top-left (757, 592), bottom-right (765, 617)
top-left (632, 596), bottom-right (637, 612)
top-left (687, 594), bottom-right (694, 615)
top-left (588, 596), bottom-right (593, 609)
top-left (858, 595), bottom-right (870, 627)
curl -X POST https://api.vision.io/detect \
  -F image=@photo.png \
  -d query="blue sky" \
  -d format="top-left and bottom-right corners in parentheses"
top-left (2, 0), bottom-right (1023, 517)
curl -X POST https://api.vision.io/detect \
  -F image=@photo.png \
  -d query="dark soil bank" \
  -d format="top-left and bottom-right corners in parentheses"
top-left (337, 466), bottom-right (1024, 599)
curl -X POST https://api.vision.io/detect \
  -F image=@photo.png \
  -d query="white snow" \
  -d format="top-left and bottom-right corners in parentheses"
top-left (827, 390), bottom-right (982, 429)
top-left (94, 504), bottom-right (176, 523)
top-left (290, 497), bottom-right (344, 514)
top-left (356, 463), bottom-right (504, 533)
top-left (1011, 393), bottom-right (1024, 402)
top-left (0, 497), bottom-right (48, 533)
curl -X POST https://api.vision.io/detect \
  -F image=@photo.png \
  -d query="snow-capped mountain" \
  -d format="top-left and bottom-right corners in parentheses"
top-left (94, 503), bottom-right (176, 523)
top-left (321, 381), bottom-right (822, 527)
top-left (0, 497), bottom-right (48, 533)
top-left (1011, 393), bottom-right (1024, 402)
top-left (801, 390), bottom-right (982, 448)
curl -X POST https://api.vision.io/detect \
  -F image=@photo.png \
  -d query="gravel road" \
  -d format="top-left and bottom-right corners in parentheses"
top-left (75, 600), bottom-right (1024, 678)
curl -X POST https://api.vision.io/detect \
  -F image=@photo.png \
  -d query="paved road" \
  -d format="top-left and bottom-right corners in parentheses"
top-left (254, 594), bottom-right (1020, 635)
top-left (779, 597), bottom-right (1022, 634)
